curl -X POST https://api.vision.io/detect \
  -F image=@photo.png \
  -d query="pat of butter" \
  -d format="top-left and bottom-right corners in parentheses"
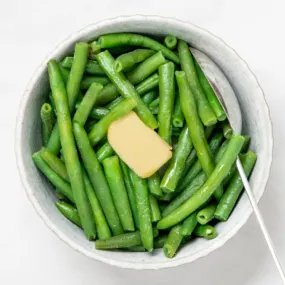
top-left (108, 111), bottom-right (172, 178)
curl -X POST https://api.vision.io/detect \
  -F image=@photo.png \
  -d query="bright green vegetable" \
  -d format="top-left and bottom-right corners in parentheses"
top-left (197, 203), bottom-right (216, 225)
top-left (80, 76), bottom-right (109, 89)
top-left (178, 40), bottom-right (217, 126)
top-left (148, 172), bottom-right (163, 197)
top-left (158, 62), bottom-right (175, 144)
top-left (157, 135), bottom-right (245, 229)
top-left (215, 151), bottom-right (257, 221)
top-left (40, 103), bottom-right (55, 146)
top-left (56, 202), bottom-right (82, 227)
top-left (164, 35), bottom-right (177, 50)
top-left (163, 225), bottom-right (183, 258)
top-left (96, 50), bottom-right (158, 129)
top-left (149, 97), bottom-right (160, 110)
top-left (172, 98), bottom-right (184, 128)
top-left (135, 73), bottom-right (159, 95)
top-left (48, 59), bottom-right (96, 240)
top-left (194, 224), bottom-right (217, 240)
top-left (97, 142), bottom-right (114, 162)
top-left (89, 106), bottom-right (109, 120)
top-left (181, 212), bottom-right (198, 236)
top-left (141, 90), bottom-right (157, 106)
top-left (73, 122), bottom-right (123, 235)
top-left (149, 194), bottom-right (161, 222)
top-left (222, 121), bottom-right (233, 139)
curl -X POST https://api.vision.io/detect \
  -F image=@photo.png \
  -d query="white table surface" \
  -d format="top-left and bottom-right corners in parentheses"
top-left (1, 0), bottom-right (285, 284)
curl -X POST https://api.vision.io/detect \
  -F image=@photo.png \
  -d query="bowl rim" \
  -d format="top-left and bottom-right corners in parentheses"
top-left (15, 15), bottom-right (273, 270)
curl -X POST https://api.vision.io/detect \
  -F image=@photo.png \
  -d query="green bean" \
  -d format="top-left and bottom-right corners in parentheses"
top-left (114, 49), bottom-right (156, 72)
top-left (89, 41), bottom-right (101, 57)
top-left (129, 170), bottom-right (153, 251)
top-left (89, 106), bottom-right (109, 120)
top-left (214, 140), bottom-right (230, 164)
top-left (89, 98), bottom-right (136, 146)
top-left (154, 235), bottom-right (168, 249)
top-left (149, 194), bottom-right (161, 222)
top-left (135, 73), bottom-right (159, 96)
top-left (148, 172), bottom-right (163, 197)
top-left (151, 107), bottom-right (159, 115)
top-left (177, 132), bottom-right (223, 192)
top-left (61, 57), bottom-right (105, 75)
top-left (162, 172), bottom-right (207, 217)
top-left (172, 98), bottom-right (184, 128)
top-left (73, 83), bottom-right (103, 125)
top-left (124, 245), bottom-right (147, 252)
top-left (48, 93), bottom-right (56, 114)
top-left (181, 212), bottom-right (198, 236)
top-left (106, 96), bottom-right (124, 109)
top-left (46, 43), bottom-right (89, 155)
top-left (194, 224), bottom-right (217, 240)
top-left (80, 76), bottom-right (110, 89)
top-left (103, 156), bottom-right (135, 231)
top-left (197, 203), bottom-right (216, 225)
top-left (97, 142), bottom-right (114, 162)
top-left (158, 62), bottom-right (175, 144)
top-left (73, 122), bottom-right (123, 235)
top-left (149, 97), bottom-right (160, 110)
top-left (163, 225), bottom-right (183, 258)
top-left (32, 152), bottom-right (74, 203)
top-left (56, 202), bottom-right (82, 228)
top-left (120, 160), bottom-right (140, 229)
top-left (85, 119), bottom-right (97, 132)
top-left (59, 65), bottom-right (70, 83)
top-left (40, 147), bottom-right (69, 182)
top-left (176, 71), bottom-right (223, 201)
top-left (142, 90), bottom-right (157, 106)
top-left (177, 40), bottom-right (217, 126)
top-left (161, 126), bottom-right (193, 193)
top-left (194, 60), bottom-right (226, 121)
top-left (164, 35), bottom-right (177, 50)
top-left (157, 135), bottom-right (245, 229)
top-left (48, 60), bottom-right (96, 240)
top-left (40, 103), bottom-right (55, 146)
top-left (96, 51), bottom-right (158, 129)
top-left (222, 121), bottom-right (233, 139)
top-left (97, 33), bottom-right (180, 64)
top-left (172, 128), bottom-right (181, 137)
top-left (215, 151), bottom-right (257, 221)
top-left (82, 168), bottom-right (112, 239)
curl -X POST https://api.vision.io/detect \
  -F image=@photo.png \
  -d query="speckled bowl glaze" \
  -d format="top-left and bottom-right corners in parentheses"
top-left (15, 15), bottom-right (273, 270)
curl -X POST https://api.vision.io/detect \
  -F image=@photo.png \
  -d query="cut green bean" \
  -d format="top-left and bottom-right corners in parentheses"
top-left (103, 156), bottom-right (135, 231)
top-left (181, 212), bottom-right (198, 236)
top-left (178, 40), bottom-right (217, 126)
top-left (89, 106), bottom-right (109, 120)
top-left (195, 60), bottom-right (226, 121)
top-left (222, 121), bottom-right (233, 139)
top-left (85, 119), bottom-right (97, 132)
top-left (142, 90), bottom-right (157, 106)
top-left (197, 203), bottom-right (216, 225)
top-left (96, 51), bottom-right (158, 129)
top-left (157, 135), bottom-right (245, 229)
top-left (89, 98), bottom-right (136, 146)
top-left (148, 172), bottom-right (163, 197)
top-left (164, 35), bottom-right (177, 50)
top-left (80, 76), bottom-right (110, 89)
top-left (97, 33), bottom-right (180, 64)
top-left (120, 160), bottom-right (140, 229)
top-left (163, 225), bottom-right (183, 258)
top-left (161, 126), bottom-right (193, 192)
top-left (114, 49), bottom-right (155, 72)
top-left (149, 194), bottom-right (161, 222)
top-left (56, 202), bottom-right (82, 228)
top-left (48, 59), bottom-right (96, 240)
top-left (135, 73), bottom-right (159, 96)
top-left (40, 103), bottom-right (55, 146)
top-left (73, 83), bottom-right (103, 125)
top-left (129, 170), bottom-right (153, 251)
top-left (73, 122), bottom-right (123, 235)
top-left (172, 98), bottom-right (184, 128)
top-left (154, 235), bottom-right (168, 249)
top-left (158, 62), bottom-right (175, 144)
top-left (194, 224), bottom-right (217, 240)
top-left (97, 142), bottom-right (114, 162)
top-left (149, 97), bottom-right (160, 110)
top-left (215, 151), bottom-right (257, 221)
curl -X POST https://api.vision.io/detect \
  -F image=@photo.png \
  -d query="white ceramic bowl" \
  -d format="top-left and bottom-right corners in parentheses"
top-left (15, 15), bottom-right (273, 270)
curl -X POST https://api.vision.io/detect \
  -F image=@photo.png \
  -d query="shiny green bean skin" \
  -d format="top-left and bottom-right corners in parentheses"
top-left (154, 235), bottom-right (168, 249)
top-left (163, 225), bottom-right (183, 258)
top-left (40, 103), bottom-right (55, 146)
top-left (178, 40), bottom-right (217, 126)
top-left (73, 122), bottom-right (123, 235)
top-left (172, 98), bottom-right (184, 128)
top-left (176, 71), bottom-right (223, 201)
top-left (149, 97), bottom-right (160, 110)
top-left (129, 170), bottom-right (153, 251)
top-left (149, 194), bottom-right (161, 222)
top-left (120, 160), bottom-right (140, 229)
top-left (141, 90), bottom-right (157, 106)
top-left (97, 142), bottom-right (114, 162)
top-left (148, 172), bottom-right (163, 197)
top-left (61, 57), bottom-right (105, 75)
top-left (103, 156), bottom-right (135, 231)
top-left (89, 107), bottom-right (109, 120)
top-left (114, 49), bottom-right (155, 72)
top-left (96, 51), bottom-right (158, 129)
top-left (158, 62), bottom-right (176, 144)
top-left (197, 203), bottom-right (216, 225)
top-left (161, 126), bottom-right (193, 193)
top-left (195, 60), bottom-right (226, 121)
top-left (80, 76), bottom-right (110, 89)
top-left (157, 135), bottom-right (245, 229)
top-left (222, 121), bottom-right (233, 139)
top-left (164, 35), bottom-right (177, 50)
top-left (215, 151), bottom-right (257, 221)
top-left (98, 33), bottom-right (180, 64)
top-left (89, 98), bottom-right (136, 146)
top-left (135, 73), bottom-right (159, 96)
top-left (48, 59), bottom-right (96, 240)
top-left (32, 152), bottom-right (74, 203)
top-left (194, 224), bottom-right (217, 240)
top-left (73, 83), bottom-right (103, 125)
top-left (181, 212), bottom-right (198, 236)
top-left (56, 202), bottom-right (82, 228)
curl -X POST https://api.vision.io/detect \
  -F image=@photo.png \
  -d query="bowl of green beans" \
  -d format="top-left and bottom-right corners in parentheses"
top-left (15, 15), bottom-right (273, 269)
